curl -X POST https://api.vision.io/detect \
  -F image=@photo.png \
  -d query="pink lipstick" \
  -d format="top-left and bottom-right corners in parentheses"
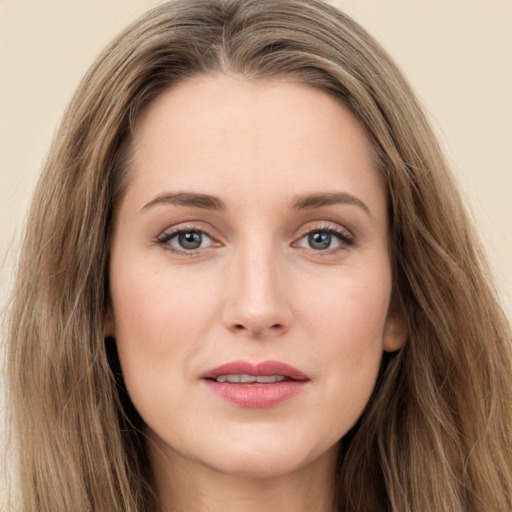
top-left (200, 360), bottom-right (310, 408)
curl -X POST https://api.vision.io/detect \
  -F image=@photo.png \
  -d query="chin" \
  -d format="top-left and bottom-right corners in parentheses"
top-left (195, 427), bottom-right (339, 479)
top-left (205, 452), bottom-right (314, 479)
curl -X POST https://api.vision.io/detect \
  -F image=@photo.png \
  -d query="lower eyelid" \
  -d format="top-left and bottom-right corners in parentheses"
top-left (154, 223), bottom-right (354, 253)
top-left (297, 232), bottom-right (350, 249)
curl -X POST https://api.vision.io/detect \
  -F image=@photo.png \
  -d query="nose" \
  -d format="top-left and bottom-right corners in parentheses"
top-left (221, 243), bottom-right (292, 338)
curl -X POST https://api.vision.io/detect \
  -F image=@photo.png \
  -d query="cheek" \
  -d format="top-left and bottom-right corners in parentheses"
top-left (298, 267), bottom-right (391, 416)
top-left (111, 260), bottom-right (214, 339)
top-left (300, 265), bottom-right (391, 350)
top-left (109, 259), bottom-right (225, 392)
top-left (108, 264), bottom-right (219, 423)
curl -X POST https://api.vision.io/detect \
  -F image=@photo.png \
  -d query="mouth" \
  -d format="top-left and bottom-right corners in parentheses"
top-left (200, 360), bottom-right (310, 408)
top-left (212, 374), bottom-right (289, 383)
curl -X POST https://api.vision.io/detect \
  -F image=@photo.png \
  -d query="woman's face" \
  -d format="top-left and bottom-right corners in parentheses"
top-left (107, 75), bottom-right (406, 479)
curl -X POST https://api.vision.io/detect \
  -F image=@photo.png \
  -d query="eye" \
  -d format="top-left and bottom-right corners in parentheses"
top-left (295, 227), bottom-right (354, 252)
top-left (157, 228), bottom-right (214, 252)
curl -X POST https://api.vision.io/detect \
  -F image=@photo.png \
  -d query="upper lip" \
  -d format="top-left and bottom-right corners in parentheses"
top-left (200, 360), bottom-right (309, 381)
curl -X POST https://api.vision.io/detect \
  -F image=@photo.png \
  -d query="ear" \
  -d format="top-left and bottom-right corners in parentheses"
top-left (383, 294), bottom-right (408, 352)
top-left (104, 303), bottom-right (116, 338)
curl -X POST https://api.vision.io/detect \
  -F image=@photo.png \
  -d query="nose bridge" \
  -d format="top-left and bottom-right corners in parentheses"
top-left (222, 234), bottom-right (290, 336)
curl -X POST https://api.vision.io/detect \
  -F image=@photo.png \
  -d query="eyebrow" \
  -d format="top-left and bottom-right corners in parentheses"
top-left (141, 191), bottom-right (370, 215)
top-left (141, 192), bottom-right (226, 212)
top-left (290, 192), bottom-right (370, 214)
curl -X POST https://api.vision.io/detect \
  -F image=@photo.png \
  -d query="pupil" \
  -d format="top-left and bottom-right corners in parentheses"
top-left (178, 231), bottom-right (202, 249)
top-left (308, 231), bottom-right (331, 250)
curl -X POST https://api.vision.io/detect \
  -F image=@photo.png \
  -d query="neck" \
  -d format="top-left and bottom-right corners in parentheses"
top-left (149, 440), bottom-right (337, 512)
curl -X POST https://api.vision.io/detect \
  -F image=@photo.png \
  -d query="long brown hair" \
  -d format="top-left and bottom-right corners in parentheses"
top-left (6, 0), bottom-right (512, 510)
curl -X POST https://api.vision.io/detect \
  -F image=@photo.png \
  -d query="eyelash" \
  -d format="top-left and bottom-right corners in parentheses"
top-left (155, 222), bottom-right (355, 255)
top-left (155, 224), bottom-right (217, 255)
top-left (294, 223), bottom-right (355, 255)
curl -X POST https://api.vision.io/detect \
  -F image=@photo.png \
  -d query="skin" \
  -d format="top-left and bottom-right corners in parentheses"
top-left (106, 74), bottom-right (407, 512)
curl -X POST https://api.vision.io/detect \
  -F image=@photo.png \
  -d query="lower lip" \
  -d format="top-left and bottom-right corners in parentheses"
top-left (202, 380), bottom-right (308, 408)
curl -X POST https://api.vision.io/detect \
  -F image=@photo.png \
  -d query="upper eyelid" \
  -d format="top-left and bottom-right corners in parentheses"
top-left (157, 221), bottom-right (218, 239)
top-left (158, 227), bottom-right (211, 241)
top-left (292, 222), bottom-right (356, 251)
top-left (155, 226), bottom-right (219, 255)
top-left (154, 220), bottom-right (355, 244)
top-left (294, 221), bottom-right (354, 238)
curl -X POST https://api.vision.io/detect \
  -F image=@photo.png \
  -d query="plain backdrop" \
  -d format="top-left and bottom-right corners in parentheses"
top-left (1, 0), bottom-right (511, 499)
top-left (1, 0), bottom-right (511, 320)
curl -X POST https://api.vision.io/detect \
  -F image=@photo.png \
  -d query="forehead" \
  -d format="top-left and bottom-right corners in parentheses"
top-left (124, 74), bottom-right (386, 215)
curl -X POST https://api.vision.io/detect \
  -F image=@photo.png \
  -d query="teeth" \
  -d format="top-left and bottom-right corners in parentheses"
top-left (256, 375), bottom-right (286, 383)
top-left (239, 374), bottom-right (256, 383)
top-left (215, 374), bottom-right (287, 383)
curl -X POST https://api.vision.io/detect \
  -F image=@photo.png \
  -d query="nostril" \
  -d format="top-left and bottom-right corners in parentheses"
top-left (230, 322), bottom-right (285, 335)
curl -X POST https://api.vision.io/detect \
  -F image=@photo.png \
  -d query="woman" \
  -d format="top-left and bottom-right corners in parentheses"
top-left (6, 0), bottom-right (512, 510)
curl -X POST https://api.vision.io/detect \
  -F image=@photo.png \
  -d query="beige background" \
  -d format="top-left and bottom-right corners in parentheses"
top-left (1, 0), bottom-right (511, 321)
top-left (0, 0), bottom-right (511, 502)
